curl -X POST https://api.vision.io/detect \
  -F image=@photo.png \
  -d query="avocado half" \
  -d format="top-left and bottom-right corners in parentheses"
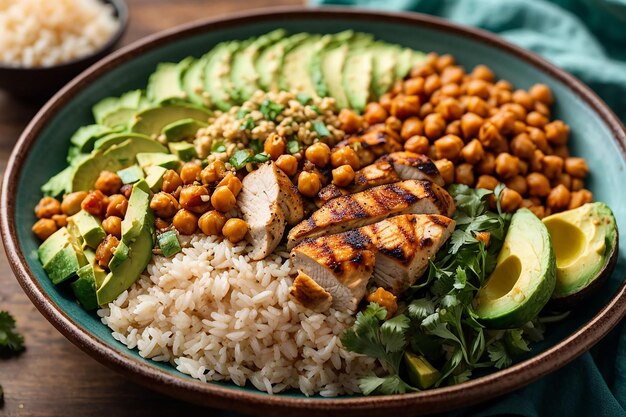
top-left (474, 208), bottom-right (557, 329)
top-left (543, 202), bottom-right (619, 308)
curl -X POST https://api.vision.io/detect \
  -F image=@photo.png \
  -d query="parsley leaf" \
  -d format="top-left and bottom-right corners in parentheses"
top-left (488, 341), bottom-right (512, 369)
top-left (259, 99), bottom-right (285, 121)
top-left (286, 139), bottom-right (301, 154)
top-left (228, 149), bottom-right (252, 170)
top-left (312, 120), bottom-right (330, 137)
top-left (296, 93), bottom-right (312, 105)
top-left (236, 108), bottom-right (250, 120)
top-left (211, 140), bottom-right (226, 154)
top-left (239, 117), bottom-right (255, 131)
top-left (249, 139), bottom-right (263, 154)
top-left (0, 311), bottom-right (24, 354)
top-left (252, 153), bottom-right (270, 163)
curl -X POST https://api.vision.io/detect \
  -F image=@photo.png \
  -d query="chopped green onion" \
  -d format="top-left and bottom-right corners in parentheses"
top-left (259, 99), bottom-right (285, 121)
top-left (312, 120), bottom-right (331, 137)
top-left (229, 149), bottom-right (253, 170)
top-left (252, 152), bottom-right (270, 163)
top-left (211, 140), bottom-right (226, 153)
top-left (286, 140), bottom-right (301, 154)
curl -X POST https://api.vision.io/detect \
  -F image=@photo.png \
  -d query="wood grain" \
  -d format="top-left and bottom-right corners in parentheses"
top-left (0, 1), bottom-right (300, 416)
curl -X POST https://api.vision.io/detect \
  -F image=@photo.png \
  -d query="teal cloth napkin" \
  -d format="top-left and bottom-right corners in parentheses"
top-left (307, 0), bottom-right (626, 415)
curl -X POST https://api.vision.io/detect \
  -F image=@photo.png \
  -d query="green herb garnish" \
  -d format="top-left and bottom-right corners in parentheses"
top-left (249, 139), bottom-right (263, 154)
top-left (229, 149), bottom-right (253, 170)
top-left (240, 117), bottom-right (255, 131)
top-left (312, 120), bottom-right (330, 137)
top-left (252, 153), bottom-right (270, 163)
top-left (259, 99), bottom-right (285, 121)
top-left (236, 108), bottom-right (250, 119)
top-left (0, 311), bottom-right (24, 354)
top-left (286, 139), bottom-right (301, 154)
top-left (296, 93), bottom-right (312, 105)
top-left (310, 105), bottom-right (321, 114)
top-left (211, 140), bottom-right (227, 153)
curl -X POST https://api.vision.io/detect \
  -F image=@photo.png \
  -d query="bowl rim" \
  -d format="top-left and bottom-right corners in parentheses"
top-left (0, 0), bottom-right (128, 71)
top-left (2, 6), bottom-right (626, 416)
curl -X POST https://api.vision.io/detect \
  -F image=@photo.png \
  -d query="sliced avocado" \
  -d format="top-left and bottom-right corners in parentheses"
top-left (144, 165), bottom-right (167, 192)
top-left (395, 48), bottom-right (426, 80)
top-left (280, 34), bottom-right (324, 96)
top-left (97, 226), bottom-right (153, 305)
top-left (343, 48), bottom-right (374, 113)
top-left (231, 29), bottom-right (286, 103)
top-left (70, 124), bottom-right (114, 153)
top-left (130, 104), bottom-right (211, 137)
top-left (371, 42), bottom-right (402, 99)
top-left (204, 41), bottom-right (239, 111)
top-left (38, 227), bottom-right (87, 285)
top-left (256, 33), bottom-right (308, 92)
top-left (475, 208), bottom-right (556, 329)
top-left (69, 210), bottom-right (106, 249)
top-left (403, 352), bottom-right (440, 389)
top-left (157, 230), bottom-right (181, 258)
top-left (72, 263), bottom-right (106, 310)
top-left (136, 153), bottom-right (180, 170)
top-left (120, 179), bottom-right (154, 244)
top-left (100, 107), bottom-right (138, 129)
top-left (147, 58), bottom-right (193, 104)
top-left (92, 97), bottom-right (119, 125)
top-left (117, 164), bottom-right (145, 184)
top-left (543, 202), bottom-right (618, 303)
top-left (108, 239), bottom-right (129, 271)
top-left (162, 118), bottom-right (207, 142)
top-left (168, 141), bottom-right (197, 162)
top-left (71, 138), bottom-right (168, 192)
top-left (41, 166), bottom-right (73, 198)
top-left (94, 132), bottom-right (153, 150)
top-left (182, 53), bottom-right (212, 106)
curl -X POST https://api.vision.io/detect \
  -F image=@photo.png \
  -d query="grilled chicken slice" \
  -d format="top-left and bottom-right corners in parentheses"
top-left (238, 161), bottom-right (304, 260)
top-left (290, 214), bottom-right (454, 312)
top-left (360, 214), bottom-right (455, 293)
top-left (316, 152), bottom-right (443, 204)
top-left (287, 179), bottom-right (455, 248)
top-left (291, 236), bottom-right (375, 311)
top-left (289, 271), bottom-right (333, 313)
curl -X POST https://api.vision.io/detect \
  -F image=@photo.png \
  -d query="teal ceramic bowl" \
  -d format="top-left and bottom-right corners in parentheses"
top-left (2, 7), bottom-right (625, 417)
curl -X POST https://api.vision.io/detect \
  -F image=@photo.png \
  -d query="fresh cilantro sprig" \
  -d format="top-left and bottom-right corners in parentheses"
top-left (0, 311), bottom-right (24, 354)
top-left (259, 99), bottom-right (285, 121)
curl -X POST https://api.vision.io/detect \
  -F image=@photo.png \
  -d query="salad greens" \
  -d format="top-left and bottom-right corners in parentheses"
top-left (342, 185), bottom-right (545, 395)
top-left (0, 310), bottom-right (25, 407)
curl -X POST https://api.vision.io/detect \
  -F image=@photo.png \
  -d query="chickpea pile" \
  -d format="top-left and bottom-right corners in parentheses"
top-left (151, 160), bottom-right (249, 244)
top-left (337, 53), bottom-right (592, 217)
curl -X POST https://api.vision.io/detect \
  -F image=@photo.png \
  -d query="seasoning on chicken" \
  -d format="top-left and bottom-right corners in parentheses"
top-left (238, 161), bottom-right (304, 260)
top-left (291, 236), bottom-right (376, 312)
top-left (287, 179), bottom-right (455, 248)
top-left (289, 271), bottom-right (333, 313)
top-left (379, 151), bottom-right (445, 187)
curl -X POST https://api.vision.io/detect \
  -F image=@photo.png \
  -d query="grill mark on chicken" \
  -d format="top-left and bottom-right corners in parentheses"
top-left (343, 229), bottom-right (371, 250)
top-left (426, 214), bottom-right (451, 228)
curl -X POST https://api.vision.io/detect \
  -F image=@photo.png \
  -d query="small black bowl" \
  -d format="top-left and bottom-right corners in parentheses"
top-left (0, 0), bottom-right (128, 101)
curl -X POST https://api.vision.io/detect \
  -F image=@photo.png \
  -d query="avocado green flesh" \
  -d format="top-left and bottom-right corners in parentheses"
top-left (403, 352), bottom-right (440, 389)
top-left (144, 165), bottom-right (167, 192)
top-left (372, 43), bottom-right (402, 98)
top-left (121, 180), bottom-right (153, 244)
top-left (157, 230), bottom-right (181, 258)
top-left (162, 118), bottom-right (207, 142)
top-left (92, 97), bottom-right (119, 125)
top-left (38, 227), bottom-right (87, 285)
top-left (72, 263), bottom-right (106, 311)
top-left (117, 164), bottom-right (145, 184)
top-left (343, 49), bottom-right (374, 113)
top-left (136, 152), bottom-right (180, 170)
top-left (41, 166), bottom-right (73, 198)
top-left (475, 208), bottom-right (556, 329)
top-left (70, 124), bottom-right (113, 152)
top-left (543, 202), bottom-right (618, 299)
top-left (168, 141), bottom-right (197, 161)
top-left (256, 33), bottom-right (308, 92)
top-left (69, 210), bottom-right (106, 249)
top-left (182, 54), bottom-right (211, 106)
top-left (94, 133), bottom-right (153, 151)
top-left (280, 36), bottom-right (323, 96)
top-left (130, 105), bottom-right (211, 137)
top-left (204, 42), bottom-right (239, 111)
top-left (147, 58), bottom-right (193, 104)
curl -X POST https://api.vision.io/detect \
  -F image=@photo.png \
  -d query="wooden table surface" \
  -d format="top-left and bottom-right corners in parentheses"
top-left (0, 1), bottom-right (301, 416)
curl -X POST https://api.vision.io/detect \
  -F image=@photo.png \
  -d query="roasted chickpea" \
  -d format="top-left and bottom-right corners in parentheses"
top-left (52, 214), bottom-right (67, 228)
top-left (216, 172), bottom-right (243, 197)
top-left (94, 171), bottom-right (122, 195)
top-left (571, 178), bottom-right (584, 191)
top-left (222, 218), bottom-right (249, 243)
top-left (436, 54), bottom-right (455, 71)
top-left (500, 103), bottom-right (527, 122)
top-left (197, 210), bottom-right (227, 236)
top-left (547, 184), bottom-right (571, 212)
top-left (530, 150), bottom-right (545, 172)
top-left (527, 127), bottom-right (550, 153)
top-left (510, 133), bottom-right (536, 159)
top-left (275, 154), bottom-right (298, 177)
top-left (518, 159), bottom-right (529, 175)
top-left (264, 133), bottom-right (286, 160)
top-left (162, 169), bottom-right (183, 193)
top-left (440, 66), bottom-right (465, 85)
top-left (420, 102), bottom-right (434, 118)
top-left (445, 120), bottom-right (461, 136)
top-left (434, 159), bottom-right (455, 185)
top-left (81, 190), bottom-right (108, 217)
top-left (465, 96), bottom-right (490, 117)
top-left (120, 184), bottom-right (133, 199)
top-left (476, 175), bottom-right (499, 190)
top-left (332, 165), bottom-right (356, 187)
top-left (535, 101), bottom-right (551, 117)
top-left (330, 147), bottom-right (360, 170)
top-left (390, 95), bottom-right (420, 119)
top-left (513, 121), bottom-right (527, 135)
top-left (385, 116), bottom-right (402, 132)
top-left (569, 189), bottom-right (593, 209)
top-left (35, 196), bottom-right (62, 219)
top-left (552, 173), bottom-right (572, 190)
top-left (527, 172), bottom-right (551, 197)
top-left (564, 157), bottom-right (589, 178)
top-left (178, 185), bottom-right (210, 214)
top-left (172, 209), bottom-right (198, 235)
top-left (478, 122), bottom-right (502, 148)
top-left (200, 161), bottom-right (223, 185)
top-left (553, 145), bottom-right (570, 159)
top-left (529, 83), bottom-right (554, 105)
top-left (297, 171), bottom-right (322, 197)
top-left (404, 135), bottom-right (430, 154)
top-left (95, 234), bottom-right (119, 268)
top-left (404, 77), bottom-right (425, 96)
top-left (441, 83), bottom-right (461, 97)
top-left (338, 109), bottom-right (363, 134)
top-left (511, 89), bottom-right (534, 111)
top-left (434, 135), bottom-right (464, 161)
top-left (526, 111), bottom-right (548, 128)
top-left (102, 216), bottom-right (122, 238)
top-left (528, 205), bottom-right (547, 219)
top-left (495, 89), bottom-right (513, 106)
top-left (363, 102), bottom-right (388, 125)
top-left (400, 117), bottom-right (423, 140)
top-left (506, 175), bottom-right (528, 196)
top-left (435, 97), bottom-right (463, 121)
top-left (150, 192), bottom-right (180, 218)
top-left (490, 111), bottom-right (516, 135)
top-left (495, 79), bottom-right (513, 91)
top-left (423, 74), bottom-right (442, 96)
top-left (460, 112), bottom-right (483, 140)
top-left (154, 218), bottom-right (170, 231)
top-left (423, 113), bottom-right (446, 140)
top-left (210, 186), bottom-right (236, 213)
top-left (466, 79), bottom-right (490, 99)
top-left (180, 162), bottom-right (202, 185)
top-left (61, 191), bottom-right (87, 216)
top-left (471, 64), bottom-right (495, 82)
top-left (106, 194), bottom-right (128, 218)
top-left (542, 155), bottom-right (564, 179)
top-left (305, 142), bottom-right (331, 167)
top-left (379, 93), bottom-right (393, 112)
top-left (476, 152), bottom-right (496, 175)
top-left (455, 163), bottom-right (475, 186)
top-left (494, 153), bottom-right (520, 179)
top-left (500, 188), bottom-right (523, 213)
top-left (32, 218), bottom-right (57, 241)
top-left (544, 120), bottom-right (569, 145)
top-left (460, 139), bottom-right (484, 164)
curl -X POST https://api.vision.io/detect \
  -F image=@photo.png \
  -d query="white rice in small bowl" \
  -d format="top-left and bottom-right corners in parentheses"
top-left (0, 0), bottom-right (119, 67)
top-left (99, 235), bottom-right (378, 396)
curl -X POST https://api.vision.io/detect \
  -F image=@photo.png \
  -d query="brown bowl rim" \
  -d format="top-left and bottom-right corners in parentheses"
top-left (2, 6), bottom-right (626, 416)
